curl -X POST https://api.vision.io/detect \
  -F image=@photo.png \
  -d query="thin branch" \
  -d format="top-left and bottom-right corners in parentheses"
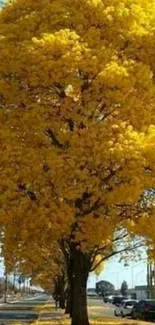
top-left (44, 129), bottom-right (68, 149)
top-left (79, 71), bottom-right (98, 93)
top-left (53, 83), bottom-right (66, 99)
top-left (90, 243), bottom-right (143, 272)
top-left (113, 232), bottom-right (128, 243)
top-left (65, 118), bottom-right (74, 132)
top-left (18, 183), bottom-right (37, 201)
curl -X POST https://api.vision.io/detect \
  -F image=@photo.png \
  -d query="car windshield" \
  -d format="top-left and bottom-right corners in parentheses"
top-left (114, 297), bottom-right (123, 303)
top-left (145, 300), bottom-right (155, 306)
top-left (126, 301), bottom-right (137, 306)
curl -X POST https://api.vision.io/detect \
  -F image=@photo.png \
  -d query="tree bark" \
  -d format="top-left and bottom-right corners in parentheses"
top-left (66, 259), bottom-right (74, 317)
top-left (65, 286), bottom-right (71, 314)
top-left (71, 248), bottom-right (90, 325)
top-left (59, 296), bottom-right (65, 309)
top-left (54, 274), bottom-right (66, 309)
top-left (60, 239), bottom-right (90, 324)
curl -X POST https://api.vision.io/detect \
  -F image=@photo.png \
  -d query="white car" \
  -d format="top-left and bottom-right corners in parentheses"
top-left (114, 300), bottom-right (126, 316)
top-left (114, 300), bottom-right (138, 317)
top-left (121, 300), bottom-right (138, 317)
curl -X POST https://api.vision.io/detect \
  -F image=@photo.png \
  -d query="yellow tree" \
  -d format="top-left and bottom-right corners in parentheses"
top-left (0, 1), bottom-right (155, 325)
top-left (20, 244), bottom-right (67, 309)
top-left (3, 238), bottom-right (67, 308)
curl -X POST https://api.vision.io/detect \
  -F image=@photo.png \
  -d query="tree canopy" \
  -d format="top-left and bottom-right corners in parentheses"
top-left (0, 0), bottom-right (155, 257)
top-left (0, 1), bottom-right (155, 324)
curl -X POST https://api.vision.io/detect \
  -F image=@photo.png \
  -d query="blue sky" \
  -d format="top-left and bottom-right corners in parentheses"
top-left (0, 253), bottom-right (147, 290)
top-left (0, 247), bottom-right (147, 290)
top-left (88, 254), bottom-right (147, 290)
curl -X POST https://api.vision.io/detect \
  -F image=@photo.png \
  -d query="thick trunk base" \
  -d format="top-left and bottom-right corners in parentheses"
top-left (59, 297), bottom-right (65, 309)
top-left (71, 312), bottom-right (90, 325)
top-left (65, 287), bottom-right (71, 315)
top-left (71, 248), bottom-right (90, 325)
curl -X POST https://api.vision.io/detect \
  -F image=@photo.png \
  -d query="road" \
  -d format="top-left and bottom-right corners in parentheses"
top-left (88, 296), bottom-right (115, 318)
top-left (0, 295), bottom-right (50, 321)
top-left (0, 295), bottom-right (154, 323)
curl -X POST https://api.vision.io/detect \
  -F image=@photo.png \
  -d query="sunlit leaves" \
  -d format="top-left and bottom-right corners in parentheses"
top-left (0, 0), bottom-right (155, 265)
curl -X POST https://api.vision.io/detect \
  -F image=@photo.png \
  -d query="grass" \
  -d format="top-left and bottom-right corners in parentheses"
top-left (33, 315), bottom-right (154, 325)
top-left (6, 319), bottom-right (153, 325)
top-left (2, 300), bottom-right (153, 325)
top-left (34, 303), bottom-right (55, 312)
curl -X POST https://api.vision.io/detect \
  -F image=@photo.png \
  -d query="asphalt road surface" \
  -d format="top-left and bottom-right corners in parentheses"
top-left (88, 296), bottom-right (115, 318)
top-left (0, 295), bottom-right (155, 323)
top-left (0, 295), bottom-right (50, 322)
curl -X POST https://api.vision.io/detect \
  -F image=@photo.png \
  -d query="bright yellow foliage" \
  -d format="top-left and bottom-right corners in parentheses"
top-left (0, 0), bottom-right (155, 262)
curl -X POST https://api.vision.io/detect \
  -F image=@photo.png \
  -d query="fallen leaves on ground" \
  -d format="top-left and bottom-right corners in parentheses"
top-left (34, 303), bottom-right (55, 312)
top-left (7, 320), bottom-right (154, 325)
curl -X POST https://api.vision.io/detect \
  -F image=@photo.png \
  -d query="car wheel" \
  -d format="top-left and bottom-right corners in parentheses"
top-left (131, 311), bottom-right (136, 319)
top-left (121, 312), bottom-right (125, 318)
top-left (141, 313), bottom-right (147, 321)
top-left (114, 311), bottom-right (118, 317)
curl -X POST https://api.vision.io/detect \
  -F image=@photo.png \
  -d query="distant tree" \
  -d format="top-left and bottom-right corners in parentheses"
top-left (96, 280), bottom-right (115, 297)
top-left (120, 281), bottom-right (128, 297)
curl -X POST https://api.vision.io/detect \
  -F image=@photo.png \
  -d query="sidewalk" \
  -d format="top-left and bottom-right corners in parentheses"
top-left (38, 299), bottom-right (70, 321)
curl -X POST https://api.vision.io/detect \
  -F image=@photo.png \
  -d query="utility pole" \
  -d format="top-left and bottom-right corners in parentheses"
top-left (153, 263), bottom-right (155, 299)
top-left (147, 261), bottom-right (155, 299)
top-left (27, 278), bottom-right (29, 294)
top-left (116, 273), bottom-right (119, 290)
top-left (131, 264), bottom-right (134, 289)
top-left (23, 278), bottom-right (25, 293)
top-left (12, 270), bottom-right (16, 293)
top-left (4, 272), bottom-right (7, 303)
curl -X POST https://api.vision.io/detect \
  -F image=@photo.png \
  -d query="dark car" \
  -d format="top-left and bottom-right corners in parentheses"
top-left (104, 295), bottom-right (114, 303)
top-left (112, 296), bottom-right (128, 305)
top-left (132, 299), bottom-right (155, 320)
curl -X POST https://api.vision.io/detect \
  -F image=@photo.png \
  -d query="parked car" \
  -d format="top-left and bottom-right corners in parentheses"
top-left (131, 299), bottom-right (155, 321)
top-left (104, 295), bottom-right (114, 303)
top-left (112, 296), bottom-right (128, 305)
top-left (114, 300), bottom-right (124, 317)
top-left (114, 299), bottom-right (128, 316)
top-left (121, 300), bottom-right (138, 317)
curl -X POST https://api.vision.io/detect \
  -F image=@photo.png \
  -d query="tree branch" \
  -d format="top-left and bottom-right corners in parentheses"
top-left (53, 83), bottom-right (66, 99)
top-left (65, 118), bottom-right (74, 132)
top-left (18, 183), bottom-right (37, 201)
top-left (90, 242), bottom-right (143, 272)
top-left (44, 129), bottom-right (68, 149)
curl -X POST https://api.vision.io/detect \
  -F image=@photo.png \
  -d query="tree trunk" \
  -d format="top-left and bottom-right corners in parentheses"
top-left (65, 286), bottom-right (71, 314)
top-left (66, 260), bottom-right (74, 317)
top-left (54, 274), bottom-right (66, 310)
top-left (60, 240), bottom-right (90, 324)
top-left (59, 296), bottom-right (65, 309)
top-left (71, 248), bottom-right (90, 325)
top-left (59, 275), bottom-right (66, 309)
